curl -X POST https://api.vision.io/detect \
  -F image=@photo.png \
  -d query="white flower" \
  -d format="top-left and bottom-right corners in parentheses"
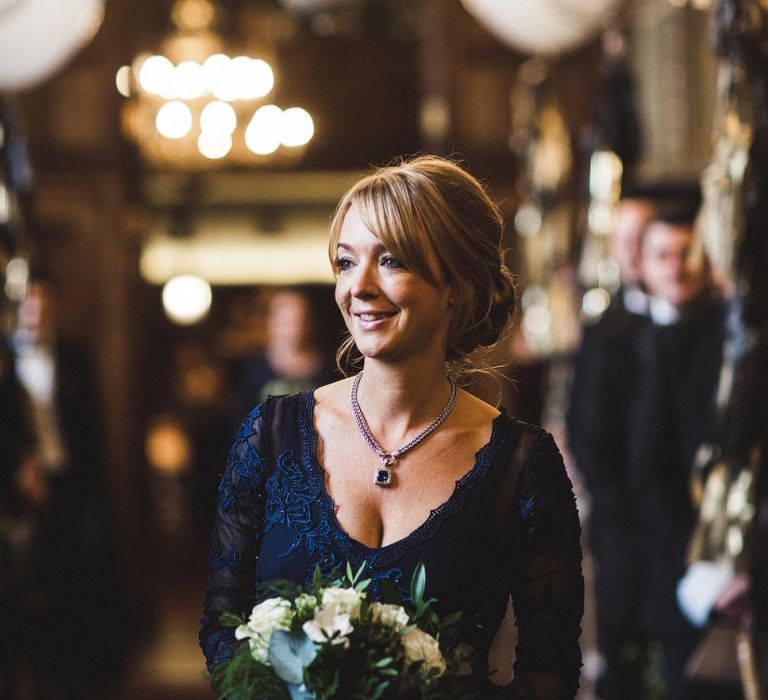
top-left (369, 602), bottom-right (410, 630)
top-left (294, 593), bottom-right (317, 617)
top-left (321, 586), bottom-right (364, 620)
top-left (402, 628), bottom-right (446, 676)
top-left (302, 606), bottom-right (354, 648)
top-left (235, 597), bottom-right (293, 662)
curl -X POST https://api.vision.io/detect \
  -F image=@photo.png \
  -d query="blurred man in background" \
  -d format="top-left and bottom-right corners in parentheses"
top-left (569, 192), bottom-right (726, 699)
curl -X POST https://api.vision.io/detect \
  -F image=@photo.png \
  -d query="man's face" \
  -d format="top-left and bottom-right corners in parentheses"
top-left (611, 199), bottom-right (655, 286)
top-left (640, 222), bottom-right (707, 307)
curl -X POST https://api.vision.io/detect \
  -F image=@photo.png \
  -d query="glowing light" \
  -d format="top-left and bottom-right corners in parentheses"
top-left (582, 288), bottom-right (611, 318)
top-left (232, 56), bottom-right (274, 99)
top-left (597, 259), bottom-right (621, 292)
top-left (172, 0), bottom-right (215, 31)
top-left (138, 55), bottom-right (174, 95)
top-left (115, 65), bottom-right (132, 97)
top-left (245, 105), bottom-right (282, 155)
top-left (203, 53), bottom-right (239, 101)
top-left (281, 107), bottom-right (314, 147)
top-left (162, 275), bottom-right (212, 325)
top-left (523, 304), bottom-right (552, 338)
top-left (200, 101), bottom-right (237, 134)
top-left (172, 60), bottom-right (205, 99)
top-left (514, 203), bottom-right (542, 238)
top-left (5, 257), bottom-right (29, 302)
top-left (197, 130), bottom-right (232, 159)
top-left (155, 101), bottom-right (193, 139)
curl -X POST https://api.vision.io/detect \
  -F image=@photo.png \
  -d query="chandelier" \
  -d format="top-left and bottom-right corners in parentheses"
top-left (116, 0), bottom-right (314, 166)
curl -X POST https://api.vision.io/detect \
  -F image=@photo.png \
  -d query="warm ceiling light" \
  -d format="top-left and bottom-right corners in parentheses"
top-left (197, 130), bottom-right (232, 159)
top-left (200, 100), bottom-right (237, 134)
top-left (232, 56), bottom-right (274, 99)
top-left (156, 101), bottom-right (193, 139)
top-left (118, 0), bottom-right (313, 165)
top-left (139, 55), bottom-right (175, 95)
top-left (245, 105), bottom-right (282, 155)
top-left (281, 107), bottom-right (314, 147)
top-left (115, 65), bottom-right (131, 97)
top-left (172, 60), bottom-right (206, 99)
top-left (162, 274), bottom-right (212, 324)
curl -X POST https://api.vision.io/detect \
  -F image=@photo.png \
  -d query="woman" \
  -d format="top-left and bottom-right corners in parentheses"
top-left (200, 156), bottom-right (583, 698)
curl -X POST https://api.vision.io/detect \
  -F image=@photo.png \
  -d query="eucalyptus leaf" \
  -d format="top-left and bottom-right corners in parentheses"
top-left (410, 562), bottom-right (426, 605)
top-left (268, 630), bottom-right (317, 685)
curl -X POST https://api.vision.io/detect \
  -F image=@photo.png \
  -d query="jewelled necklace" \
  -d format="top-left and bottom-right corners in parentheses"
top-left (350, 371), bottom-right (458, 487)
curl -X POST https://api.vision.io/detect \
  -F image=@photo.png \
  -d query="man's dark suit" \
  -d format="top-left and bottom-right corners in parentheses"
top-left (568, 290), bottom-right (726, 699)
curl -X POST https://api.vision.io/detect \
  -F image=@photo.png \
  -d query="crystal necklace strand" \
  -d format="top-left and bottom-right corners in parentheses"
top-left (350, 371), bottom-right (458, 487)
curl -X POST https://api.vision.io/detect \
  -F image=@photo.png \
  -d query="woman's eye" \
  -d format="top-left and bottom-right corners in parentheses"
top-left (334, 257), bottom-right (353, 272)
top-left (381, 256), bottom-right (404, 269)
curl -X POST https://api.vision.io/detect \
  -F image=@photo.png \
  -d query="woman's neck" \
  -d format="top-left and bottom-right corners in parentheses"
top-left (354, 360), bottom-right (454, 447)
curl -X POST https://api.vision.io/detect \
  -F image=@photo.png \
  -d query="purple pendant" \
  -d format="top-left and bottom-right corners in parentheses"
top-left (374, 464), bottom-right (393, 487)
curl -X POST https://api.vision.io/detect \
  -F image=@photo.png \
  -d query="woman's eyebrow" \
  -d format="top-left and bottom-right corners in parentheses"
top-left (336, 242), bottom-right (388, 254)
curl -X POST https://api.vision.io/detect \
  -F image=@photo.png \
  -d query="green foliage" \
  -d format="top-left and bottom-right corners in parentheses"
top-left (211, 643), bottom-right (291, 700)
top-left (213, 561), bottom-right (474, 699)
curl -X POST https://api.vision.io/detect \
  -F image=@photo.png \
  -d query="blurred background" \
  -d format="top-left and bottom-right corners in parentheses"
top-left (1, 0), bottom-right (766, 699)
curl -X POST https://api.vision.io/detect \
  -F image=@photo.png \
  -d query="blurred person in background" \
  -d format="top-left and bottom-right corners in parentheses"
top-left (231, 286), bottom-right (335, 423)
top-left (567, 192), bottom-right (657, 699)
top-left (0, 236), bottom-right (41, 700)
top-left (568, 192), bottom-right (726, 699)
top-left (630, 200), bottom-right (725, 699)
top-left (10, 273), bottom-right (128, 698)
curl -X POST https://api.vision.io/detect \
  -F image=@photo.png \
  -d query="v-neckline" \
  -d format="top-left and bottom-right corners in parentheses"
top-left (299, 389), bottom-right (505, 554)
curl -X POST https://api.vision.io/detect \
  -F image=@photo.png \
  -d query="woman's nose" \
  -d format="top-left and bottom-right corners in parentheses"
top-left (350, 261), bottom-right (379, 298)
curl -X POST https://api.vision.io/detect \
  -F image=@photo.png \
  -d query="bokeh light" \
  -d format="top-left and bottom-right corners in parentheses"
top-left (162, 275), bottom-right (212, 324)
top-left (155, 101), bottom-right (193, 139)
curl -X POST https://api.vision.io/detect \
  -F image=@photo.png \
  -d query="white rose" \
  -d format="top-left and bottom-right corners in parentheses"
top-left (302, 606), bottom-right (354, 648)
top-left (402, 628), bottom-right (446, 676)
top-left (235, 597), bottom-right (293, 662)
top-left (321, 586), bottom-right (364, 620)
top-left (369, 602), bottom-right (410, 630)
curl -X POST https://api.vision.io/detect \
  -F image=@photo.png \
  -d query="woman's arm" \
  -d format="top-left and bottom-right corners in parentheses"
top-left (199, 403), bottom-right (270, 673)
top-left (506, 431), bottom-right (585, 699)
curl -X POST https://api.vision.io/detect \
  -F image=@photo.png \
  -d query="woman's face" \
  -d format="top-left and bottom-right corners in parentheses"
top-left (333, 206), bottom-right (453, 366)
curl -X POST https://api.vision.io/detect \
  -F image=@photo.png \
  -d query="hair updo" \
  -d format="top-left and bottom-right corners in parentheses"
top-left (328, 155), bottom-right (516, 377)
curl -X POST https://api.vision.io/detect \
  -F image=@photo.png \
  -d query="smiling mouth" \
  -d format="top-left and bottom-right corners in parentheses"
top-left (354, 311), bottom-right (397, 321)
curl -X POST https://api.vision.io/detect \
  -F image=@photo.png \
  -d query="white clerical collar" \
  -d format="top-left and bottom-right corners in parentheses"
top-left (648, 296), bottom-right (681, 325)
top-left (623, 285), bottom-right (650, 316)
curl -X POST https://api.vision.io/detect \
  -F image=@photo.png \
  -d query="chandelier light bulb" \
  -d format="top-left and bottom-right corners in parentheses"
top-left (173, 60), bottom-right (206, 100)
top-left (139, 55), bottom-right (175, 95)
top-left (203, 53), bottom-right (232, 100)
top-left (198, 130), bottom-right (232, 159)
top-left (115, 65), bottom-right (132, 97)
top-left (232, 56), bottom-right (274, 100)
top-left (281, 107), bottom-right (314, 147)
top-left (162, 275), bottom-right (212, 325)
top-left (200, 101), bottom-right (237, 135)
top-left (156, 100), bottom-right (193, 139)
top-left (203, 53), bottom-right (240, 102)
top-left (245, 105), bottom-right (283, 155)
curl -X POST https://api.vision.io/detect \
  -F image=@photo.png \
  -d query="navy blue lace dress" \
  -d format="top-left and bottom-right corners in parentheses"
top-left (200, 392), bottom-right (583, 698)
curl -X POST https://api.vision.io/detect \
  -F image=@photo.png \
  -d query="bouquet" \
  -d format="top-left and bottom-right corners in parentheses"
top-left (211, 563), bottom-right (479, 699)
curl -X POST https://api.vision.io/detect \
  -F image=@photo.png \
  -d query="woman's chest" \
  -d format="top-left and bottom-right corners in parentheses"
top-left (256, 443), bottom-right (511, 603)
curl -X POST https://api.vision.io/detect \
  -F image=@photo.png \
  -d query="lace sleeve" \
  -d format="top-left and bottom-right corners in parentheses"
top-left (505, 431), bottom-right (584, 699)
top-left (199, 403), bottom-right (270, 674)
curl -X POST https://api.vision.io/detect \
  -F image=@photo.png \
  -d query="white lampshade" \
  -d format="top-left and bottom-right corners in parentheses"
top-left (461, 0), bottom-right (622, 56)
top-left (0, 0), bottom-right (105, 91)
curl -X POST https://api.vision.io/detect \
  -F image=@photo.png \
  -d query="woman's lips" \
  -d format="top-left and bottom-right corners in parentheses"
top-left (353, 310), bottom-right (397, 329)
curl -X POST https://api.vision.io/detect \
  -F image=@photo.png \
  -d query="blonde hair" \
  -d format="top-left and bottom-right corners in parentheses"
top-left (328, 155), bottom-right (516, 378)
